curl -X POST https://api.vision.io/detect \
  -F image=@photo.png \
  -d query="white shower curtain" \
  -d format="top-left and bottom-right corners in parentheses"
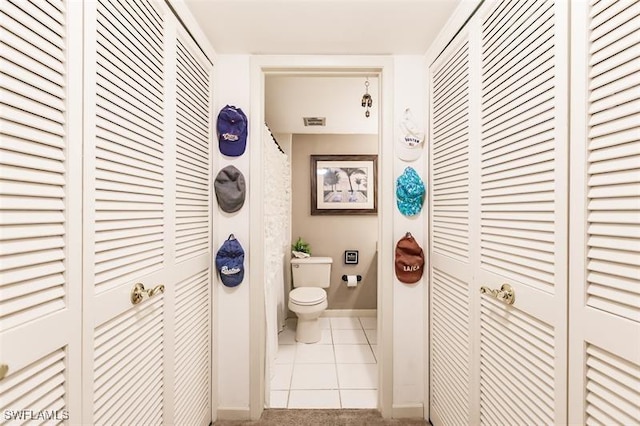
top-left (263, 124), bottom-right (290, 402)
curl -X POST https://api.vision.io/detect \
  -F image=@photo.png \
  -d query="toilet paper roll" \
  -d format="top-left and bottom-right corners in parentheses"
top-left (346, 275), bottom-right (358, 287)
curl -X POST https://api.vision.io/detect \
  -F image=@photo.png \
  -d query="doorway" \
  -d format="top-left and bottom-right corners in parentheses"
top-left (248, 56), bottom-right (395, 419)
top-left (265, 74), bottom-right (380, 409)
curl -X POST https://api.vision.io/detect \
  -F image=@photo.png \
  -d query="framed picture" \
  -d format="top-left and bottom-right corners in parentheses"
top-left (310, 155), bottom-right (377, 215)
top-left (344, 250), bottom-right (359, 264)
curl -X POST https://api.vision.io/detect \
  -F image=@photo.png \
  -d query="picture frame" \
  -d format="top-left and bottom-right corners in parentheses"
top-left (310, 154), bottom-right (377, 215)
top-left (344, 250), bottom-right (359, 264)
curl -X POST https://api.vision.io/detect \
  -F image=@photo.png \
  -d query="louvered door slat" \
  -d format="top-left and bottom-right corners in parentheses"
top-left (171, 31), bottom-right (213, 422)
top-left (477, 0), bottom-right (569, 424)
top-left (177, 50), bottom-right (209, 93)
top-left (480, 0), bottom-right (560, 293)
top-left (177, 40), bottom-right (207, 78)
top-left (431, 268), bottom-right (470, 426)
top-left (176, 126), bottom-right (208, 157)
top-left (483, 6), bottom-right (554, 97)
top-left (31, 0), bottom-right (63, 18)
top-left (97, 72), bottom-right (163, 126)
top-left (480, 0), bottom-right (523, 58)
top-left (0, 0), bottom-right (78, 420)
top-left (480, 299), bottom-right (555, 421)
top-left (2, 71), bottom-right (65, 112)
top-left (175, 37), bottom-right (210, 264)
top-left (119, 0), bottom-right (161, 38)
top-left (176, 155), bottom-right (208, 182)
top-left (177, 146), bottom-right (208, 174)
top-left (176, 93), bottom-right (208, 127)
top-left (586, 0), bottom-right (640, 323)
top-left (95, 51), bottom-right (162, 111)
top-left (0, 349), bottom-right (66, 413)
top-left (0, 0), bottom-right (66, 330)
top-left (435, 92), bottom-right (468, 122)
top-left (108, 0), bottom-right (163, 59)
top-left (94, 0), bottom-right (165, 294)
top-left (97, 2), bottom-right (162, 80)
top-left (96, 126), bottom-right (162, 161)
top-left (97, 89), bottom-right (163, 139)
top-left (84, 3), bottom-right (171, 422)
top-left (571, 0), bottom-right (639, 423)
top-left (590, 35), bottom-right (639, 70)
top-left (429, 29), bottom-right (473, 425)
top-left (85, 3), bottom-right (212, 420)
top-left (1, 3), bottom-right (64, 63)
top-left (0, 58), bottom-right (64, 109)
top-left (176, 71), bottom-right (209, 120)
top-left (433, 144), bottom-right (467, 170)
top-left (4, 0), bottom-right (64, 42)
top-left (93, 297), bottom-right (164, 425)
top-left (585, 345), bottom-right (640, 425)
top-left (174, 270), bottom-right (210, 425)
top-left (96, 33), bottom-right (162, 104)
top-left (483, 1), bottom-right (546, 73)
top-left (177, 110), bottom-right (209, 146)
top-left (432, 41), bottom-right (470, 263)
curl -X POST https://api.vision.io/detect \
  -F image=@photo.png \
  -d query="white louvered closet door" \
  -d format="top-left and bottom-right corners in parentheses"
top-left (428, 30), bottom-right (474, 426)
top-left (171, 28), bottom-right (212, 426)
top-left (569, 0), bottom-right (640, 424)
top-left (81, 0), bottom-right (212, 423)
top-left (82, 0), bottom-right (169, 423)
top-left (0, 0), bottom-right (82, 421)
top-left (476, 0), bottom-right (569, 424)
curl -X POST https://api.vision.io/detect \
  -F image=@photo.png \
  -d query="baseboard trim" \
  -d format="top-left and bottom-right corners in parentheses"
top-left (216, 408), bottom-right (251, 421)
top-left (322, 309), bottom-right (377, 317)
top-left (392, 404), bottom-right (424, 419)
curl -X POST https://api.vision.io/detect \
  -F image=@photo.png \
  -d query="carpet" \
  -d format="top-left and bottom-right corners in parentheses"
top-left (213, 409), bottom-right (429, 425)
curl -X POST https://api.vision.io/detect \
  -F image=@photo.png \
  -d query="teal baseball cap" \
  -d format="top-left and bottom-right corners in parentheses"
top-left (396, 167), bottom-right (425, 216)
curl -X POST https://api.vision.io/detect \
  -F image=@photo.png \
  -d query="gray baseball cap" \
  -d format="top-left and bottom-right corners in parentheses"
top-left (214, 165), bottom-right (246, 213)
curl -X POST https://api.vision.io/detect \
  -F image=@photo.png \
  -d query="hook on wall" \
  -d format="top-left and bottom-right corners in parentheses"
top-left (361, 77), bottom-right (373, 118)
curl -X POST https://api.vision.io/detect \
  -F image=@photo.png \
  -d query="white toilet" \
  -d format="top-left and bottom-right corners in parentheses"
top-left (289, 256), bottom-right (332, 343)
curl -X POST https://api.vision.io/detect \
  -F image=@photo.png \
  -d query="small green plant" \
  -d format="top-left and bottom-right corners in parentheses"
top-left (291, 237), bottom-right (311, 254)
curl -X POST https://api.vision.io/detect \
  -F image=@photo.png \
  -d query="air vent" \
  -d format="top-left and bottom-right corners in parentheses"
top-left (303, 117), bottom-right (326, 126)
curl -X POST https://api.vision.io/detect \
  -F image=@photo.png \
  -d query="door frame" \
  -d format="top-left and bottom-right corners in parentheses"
top-left (248, 55), bottom-right (394, 419)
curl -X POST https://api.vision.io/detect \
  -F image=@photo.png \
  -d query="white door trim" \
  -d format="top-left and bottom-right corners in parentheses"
top-left (248, 55), bottom-right (394, 420)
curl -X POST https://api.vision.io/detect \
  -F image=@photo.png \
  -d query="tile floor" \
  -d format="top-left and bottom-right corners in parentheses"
top-left (270, 316), bottom-right (378, 409)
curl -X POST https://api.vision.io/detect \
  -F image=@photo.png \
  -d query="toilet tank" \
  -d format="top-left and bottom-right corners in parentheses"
top-left (291, 257), bottom-right (333, 288)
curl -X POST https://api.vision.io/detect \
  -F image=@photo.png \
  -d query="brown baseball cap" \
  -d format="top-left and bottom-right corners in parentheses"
top-left (395, 232), bottom-right (425, 284)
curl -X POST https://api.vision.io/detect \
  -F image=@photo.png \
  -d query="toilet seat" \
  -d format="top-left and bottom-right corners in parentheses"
top-left (289, 287), bottom-right (326, 306)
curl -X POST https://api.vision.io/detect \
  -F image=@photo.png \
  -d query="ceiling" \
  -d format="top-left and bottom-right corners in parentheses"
top-left (265, 75), bottom-right (379, 134)
top-left (183, 0), bottom-right (461, 55)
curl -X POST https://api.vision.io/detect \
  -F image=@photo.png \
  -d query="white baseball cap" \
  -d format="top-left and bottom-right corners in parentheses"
top-left (397, 108), bottom-right (424, 162)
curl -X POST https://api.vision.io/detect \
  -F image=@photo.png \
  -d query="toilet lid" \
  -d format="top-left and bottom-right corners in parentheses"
top-left (289, 287), bottom-right (326, 306)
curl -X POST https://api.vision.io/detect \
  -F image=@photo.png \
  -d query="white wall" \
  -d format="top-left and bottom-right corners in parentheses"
top-left (392, 56), bottom-right (427, 416)
top-left (291, 134), bottom-right (379, 310)
top-left (266, 76), bottom-right (379, 134)
top-left (213, 55), bottom-right (428, 419)
top-left (213, 55), bottom-right (252, 417)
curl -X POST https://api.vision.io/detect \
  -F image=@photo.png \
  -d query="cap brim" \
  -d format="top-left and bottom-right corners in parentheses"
top-left (396, 137), bottom-right (423, 161)
top-left (219, 137), bottom-right (247, 156)
top-left (397, 198), bottom-right (423, 216)
top-left (220, 269), bottom-right (244, 287)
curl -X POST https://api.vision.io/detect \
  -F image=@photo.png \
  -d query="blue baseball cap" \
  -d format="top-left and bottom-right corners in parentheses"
top-left (217, 105), bottom-right (247, 157)
top-left (215, 234), bottom-right (245, 287)
top-left (396, 167), bottom-right (425, 216)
